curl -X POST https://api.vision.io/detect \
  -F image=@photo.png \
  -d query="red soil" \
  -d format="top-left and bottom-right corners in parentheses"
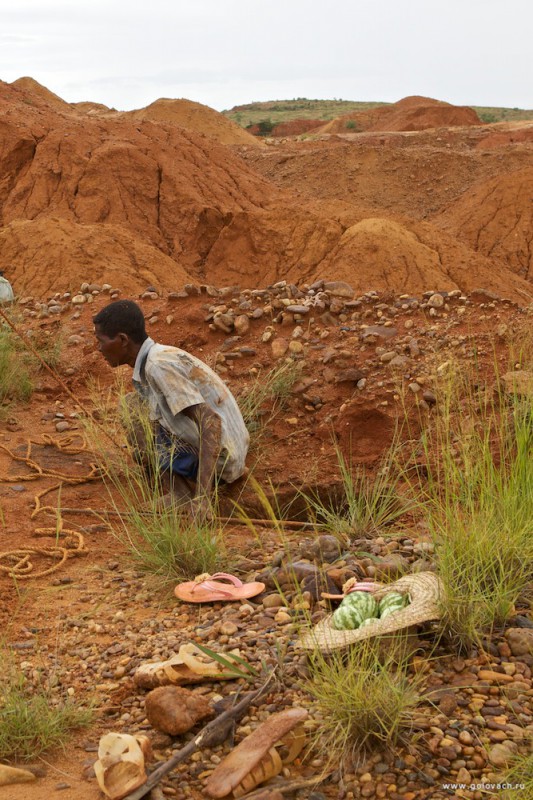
top-left (434, 167), bottom-right (533, 281)
top-left (319, 95), bottom-right (482, 134)
top-left (125, 98), bottom-right (262, 147)
top-left (0, 80), bottom-right (532, 304)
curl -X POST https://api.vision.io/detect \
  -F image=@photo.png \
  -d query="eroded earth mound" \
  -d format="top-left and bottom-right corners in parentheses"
top-left (320, 95), bottom-right (482, 133)
top-left (0, 79), bottom-right (532, 304)
top-left (126, 98), bottom-right (262, 146)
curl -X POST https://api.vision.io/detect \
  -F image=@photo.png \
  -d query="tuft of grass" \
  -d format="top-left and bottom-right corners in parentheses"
top-left (85, 382), bottom-right (223, 585)
top-left (238, 359), bottom-right (303, 434)
top-left (0, 648), bottom-right (92, 761)
top-left (305, 639), bottom-right (421, 768)
top-left (303, 442), bottom-right (412, 539)
top-left (111, 502), bottom-right (222, 585)
top-left (0, 327), bottom-right (34, 403)
top-left (407, 362), bottom-right (533, 650)
top-left (28, 327), bottom-right (63, 370)
top-left (0, 320), bottom-right (63, 405)
top-left (500, 751), bottom-right (532, 798)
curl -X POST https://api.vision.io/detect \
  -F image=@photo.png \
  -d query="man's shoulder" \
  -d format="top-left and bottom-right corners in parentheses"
top-left (146, 343), bottom-right (188, 364)
top-left (145, 344), bottom-right (202, 379)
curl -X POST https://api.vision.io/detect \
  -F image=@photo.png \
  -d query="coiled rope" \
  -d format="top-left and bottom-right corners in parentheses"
top-left (0, 434), bottom-right (106, 579)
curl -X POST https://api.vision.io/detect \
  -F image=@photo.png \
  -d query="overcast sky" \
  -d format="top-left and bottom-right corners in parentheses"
top-left (1, 0), bottom-right (531, 112)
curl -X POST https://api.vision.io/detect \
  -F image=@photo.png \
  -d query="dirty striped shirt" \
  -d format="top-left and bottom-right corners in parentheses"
top-left (132, 337), bottom-right (249, 483)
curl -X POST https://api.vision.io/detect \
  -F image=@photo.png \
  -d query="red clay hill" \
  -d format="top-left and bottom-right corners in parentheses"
top-left (319, 95), bottom-right (482, 133)
top-left (0, 79), bottom-right (531, 303)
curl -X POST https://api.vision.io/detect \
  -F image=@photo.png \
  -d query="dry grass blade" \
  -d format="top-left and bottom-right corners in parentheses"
top-left (303, 441), bottom-right (412, 539)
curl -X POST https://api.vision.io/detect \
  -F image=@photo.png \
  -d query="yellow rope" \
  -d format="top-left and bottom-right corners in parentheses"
top-left (0, 435), bottom-right (105, 580)
top-left (0, 524), bottom-right (88, 580)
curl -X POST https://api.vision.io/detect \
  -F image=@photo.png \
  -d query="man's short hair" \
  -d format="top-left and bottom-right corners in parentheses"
top-left (93, 300), bottom-right (148, 344)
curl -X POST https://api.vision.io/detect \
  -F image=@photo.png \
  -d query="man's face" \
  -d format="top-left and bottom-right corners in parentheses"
top-left (94, 324), bottom-right (129, 367)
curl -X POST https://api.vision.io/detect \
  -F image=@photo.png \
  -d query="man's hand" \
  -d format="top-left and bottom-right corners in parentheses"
top-left (189, 495), bottom-right (213, 524)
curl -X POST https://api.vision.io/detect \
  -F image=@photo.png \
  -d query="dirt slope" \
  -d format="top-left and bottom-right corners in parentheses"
top-left (9, 76), bottom-right (71, 110)
top-left (434, 167), bottom-right (533, 280)
top-left (70, 101), bottom-right (111, 114)
top-left (127, 98), bottom-right (262, 146)
top-left (242, 133), bottom-right (533, 220)
top-left (0, 218), bottom-right (191, 296)
top-left (309, 216), bottom-right (532, 300)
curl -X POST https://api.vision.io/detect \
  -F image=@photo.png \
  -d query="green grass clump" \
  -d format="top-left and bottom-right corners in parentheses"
top-left (412, 364), bottom-right (533, 650)
top-left (500, 751), bottom-right (532, 798)
top-left (0, 328), bottom-right (34, 403)
top-left (238, 359), bottom-right (303, 433)
top-left (0, 650), bottom-right (92, 760)
top-left (303, 443), bottom-right (411, 539)
top-left (112, 500), bottom-right (222, 585)
top-left (305, 640), bottom-right (421, 766)
top-left (0, 322), bottom-right (64, 405)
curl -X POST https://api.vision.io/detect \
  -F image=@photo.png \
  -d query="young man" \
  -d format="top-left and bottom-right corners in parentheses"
top-left (93, 300), bottom-right (249, 519)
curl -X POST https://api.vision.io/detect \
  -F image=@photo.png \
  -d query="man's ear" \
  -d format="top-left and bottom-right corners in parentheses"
top-left (117, 332), bottom-right (130, 347)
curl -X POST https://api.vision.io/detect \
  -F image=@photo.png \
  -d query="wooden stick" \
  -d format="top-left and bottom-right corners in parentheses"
top-left (122, 673), bottom-right (276, 800)
top-left (40, 507), bottom-right (321, 530)
top-left (216, 517), bottom-right (320, 530)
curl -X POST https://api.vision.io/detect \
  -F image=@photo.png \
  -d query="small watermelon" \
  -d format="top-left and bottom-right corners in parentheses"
top-left (342, 591), bottom-right (379, 620)
top-left (332, 591), bottom-right (379, 630)
top-left (358, 617), bottom-right (380, 629)
top-left (332, 605), bottom-right (361, 630)
top-left (379, 591), bottom-right (409, 619)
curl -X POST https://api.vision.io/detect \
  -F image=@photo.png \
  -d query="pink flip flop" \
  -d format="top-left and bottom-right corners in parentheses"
top-left (174, 572), bottom-right (266, 603)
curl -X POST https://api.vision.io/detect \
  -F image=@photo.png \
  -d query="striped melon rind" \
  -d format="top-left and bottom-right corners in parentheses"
top-left (332, 606), bottom-right (361, 630)
top-left (379, 591), bottom-right (409, 619)
top-left (358, 617), bottom-right (381, 629)
top-left (332, 591), bottom-right (379, 630)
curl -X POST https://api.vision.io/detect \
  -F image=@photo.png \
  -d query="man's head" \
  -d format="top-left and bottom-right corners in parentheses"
top-left (93, 300), bottom-right (148, 367)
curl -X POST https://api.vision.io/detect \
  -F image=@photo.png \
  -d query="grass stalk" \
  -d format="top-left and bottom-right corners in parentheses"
top-left (303, 441), bottom-right (412, 539)
top-left (404, 360), bottom-right (533, 650)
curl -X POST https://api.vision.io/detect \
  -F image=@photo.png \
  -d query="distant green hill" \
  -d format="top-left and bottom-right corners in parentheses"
top-left (223, 99), bottom-right (386, 128)
top-left (223, 98), bottom-right (533, 129)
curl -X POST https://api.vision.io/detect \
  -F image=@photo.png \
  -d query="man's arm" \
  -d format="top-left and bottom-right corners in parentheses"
top-left (182, 403), bottom-right (222, 515)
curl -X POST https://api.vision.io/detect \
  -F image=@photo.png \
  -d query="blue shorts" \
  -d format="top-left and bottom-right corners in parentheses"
top-left (155, 426), bottom-right (198, 481)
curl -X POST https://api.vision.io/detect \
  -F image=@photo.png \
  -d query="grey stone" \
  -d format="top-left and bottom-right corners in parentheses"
top-left (428, 293), bottom-right (445, 309)
top-left (505, 627), bottom-right (533, 657)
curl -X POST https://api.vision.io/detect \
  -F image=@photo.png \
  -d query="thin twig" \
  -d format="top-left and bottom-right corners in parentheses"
top-left (217, 517), bottom-right (320, 530)
top-left (122, 672), bottom-right (276, 800)
top-left (36, 507), bottom-right (321, 530)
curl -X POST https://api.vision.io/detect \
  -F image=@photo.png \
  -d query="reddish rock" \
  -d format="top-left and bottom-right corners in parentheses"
top-left (144, 686), bottom-right (212, 736)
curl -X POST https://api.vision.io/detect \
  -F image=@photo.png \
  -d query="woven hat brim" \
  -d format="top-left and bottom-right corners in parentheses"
top-left (299, 572), bottom-right (443, 652)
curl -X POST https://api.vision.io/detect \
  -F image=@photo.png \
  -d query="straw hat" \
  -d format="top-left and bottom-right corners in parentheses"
top-left (299, 571), bottom-right (443, 652)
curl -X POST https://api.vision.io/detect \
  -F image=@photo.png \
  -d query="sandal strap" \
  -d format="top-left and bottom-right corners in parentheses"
top-left (209, 572), bottom-right (244, 586)
top-left (190, 572), bottom-right (244, 596)
top-left (345, 582), bottom-right (377, 594)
